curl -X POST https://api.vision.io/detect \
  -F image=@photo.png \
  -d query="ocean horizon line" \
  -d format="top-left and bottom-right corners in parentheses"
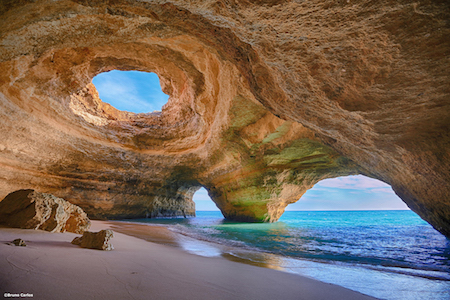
top-left (194, 209), bottom-right (412, 212)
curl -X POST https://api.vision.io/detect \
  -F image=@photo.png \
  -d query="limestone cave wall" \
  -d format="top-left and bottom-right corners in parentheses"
top-left (0, 1), bottom-right (449, 236)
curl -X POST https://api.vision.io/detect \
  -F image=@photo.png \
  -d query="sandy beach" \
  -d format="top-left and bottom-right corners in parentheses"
top-left (0, 221), bottom-right (377, 300)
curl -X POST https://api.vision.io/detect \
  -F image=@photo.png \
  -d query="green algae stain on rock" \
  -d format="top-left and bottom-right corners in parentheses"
top-left (261, 121), bottom-right (293, 145)
top-left (264, 139), bottom-right (340, 169)
top-left (229, 95), bottom-right (267, 129)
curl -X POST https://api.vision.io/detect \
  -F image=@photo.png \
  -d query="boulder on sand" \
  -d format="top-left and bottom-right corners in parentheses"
top-left (71, 229), bottom-right (114, 251)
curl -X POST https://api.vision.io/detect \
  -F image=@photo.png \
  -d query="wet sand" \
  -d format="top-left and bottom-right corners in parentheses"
top-left (0, 220), bottom-right (377, 300)
top-left (108, 221), bottom-right (180, 247)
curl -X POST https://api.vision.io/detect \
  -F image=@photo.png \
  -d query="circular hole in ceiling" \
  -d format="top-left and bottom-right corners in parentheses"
top-left (92, 70), bottom-right (169, 113)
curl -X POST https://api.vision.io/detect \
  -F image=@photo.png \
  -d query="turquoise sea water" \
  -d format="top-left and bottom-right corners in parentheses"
top-left (129, 210), bottom-right (450, 300)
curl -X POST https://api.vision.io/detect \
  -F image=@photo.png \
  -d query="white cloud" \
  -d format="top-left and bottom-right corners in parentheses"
top-left (315, 175), bottom-right (392, 192)
top-left (286, 175), bottom-right (409, 211)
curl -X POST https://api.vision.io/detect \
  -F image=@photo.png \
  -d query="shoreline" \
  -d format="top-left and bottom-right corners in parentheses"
top-left (109, 216), bottom-right (450, 300)
top-left (0, 220), bottom-right (377, 300)
top-left (108, 220), bottom-right (287, 271)
top-left (105, 220), bottom-right (286, 270)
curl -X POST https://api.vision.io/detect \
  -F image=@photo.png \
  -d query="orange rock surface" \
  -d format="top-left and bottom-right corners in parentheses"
top-left (0, 190), bottom-right (90, 234)
top-left (0, 1), bottom-right (449, 236)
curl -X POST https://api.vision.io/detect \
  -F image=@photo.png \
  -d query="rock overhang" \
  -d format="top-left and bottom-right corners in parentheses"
top-left (0, 0), bottom-right (449, 237)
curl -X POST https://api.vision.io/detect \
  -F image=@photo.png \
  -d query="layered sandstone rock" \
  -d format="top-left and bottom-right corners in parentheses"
top-left (0, 190), bottom-right (90, 234)
top-left (72, 229), bottom-right (114, 251)
top-left (0, 1), bottom-right (448, 236)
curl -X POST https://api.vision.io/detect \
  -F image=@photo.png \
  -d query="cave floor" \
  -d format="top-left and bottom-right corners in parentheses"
top-left (0, 221), bottom-right (376, 300)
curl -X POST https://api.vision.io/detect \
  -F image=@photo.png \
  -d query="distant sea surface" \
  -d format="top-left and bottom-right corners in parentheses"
top-left (127, 210), bottom-right (450, 300)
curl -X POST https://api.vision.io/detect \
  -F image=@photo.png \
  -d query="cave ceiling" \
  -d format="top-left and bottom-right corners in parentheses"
top-left (0, 0), bottom-right (449, 236)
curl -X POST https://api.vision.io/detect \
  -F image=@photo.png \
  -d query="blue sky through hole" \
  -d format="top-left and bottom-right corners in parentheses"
top-left (193, 175), bottom-right (410, 211)
top-left (92, 70), bottom-right (169, 113)
top-left (92, 71), bottom-right (409, 212)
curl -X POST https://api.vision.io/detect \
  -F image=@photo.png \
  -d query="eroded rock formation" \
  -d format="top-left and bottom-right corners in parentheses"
top-left (0, 190), bottom-right (90, 234)
top-left (72, 229), bottom-right (114, 251)
top-left (0, 1), bottom-right (449, 235)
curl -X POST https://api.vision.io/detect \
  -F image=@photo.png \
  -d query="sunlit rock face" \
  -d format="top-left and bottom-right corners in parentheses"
top-left (0, 190), bottom-right (90, 234)
top-left (0, 1), bottom-right (449, 235)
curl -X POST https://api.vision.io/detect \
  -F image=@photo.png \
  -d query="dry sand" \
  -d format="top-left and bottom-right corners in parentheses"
top-left (0, 221), bottom-right (377, 300)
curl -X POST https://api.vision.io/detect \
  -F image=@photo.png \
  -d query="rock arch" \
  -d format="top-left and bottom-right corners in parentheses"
top-left (0, 1), bottom-right (449, 236)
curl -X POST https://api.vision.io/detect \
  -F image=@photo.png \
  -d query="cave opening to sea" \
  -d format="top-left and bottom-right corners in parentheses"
top-left (128, 181), bottom-right (449, 300)
top-left (192, 175), bottom-right (411, 214)
top-left (193, 187), bottom-right (219, 212)
top-left (287, 174), bottom-right (410, 211)
top-left (92, 70), bottom-right (169, 113)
